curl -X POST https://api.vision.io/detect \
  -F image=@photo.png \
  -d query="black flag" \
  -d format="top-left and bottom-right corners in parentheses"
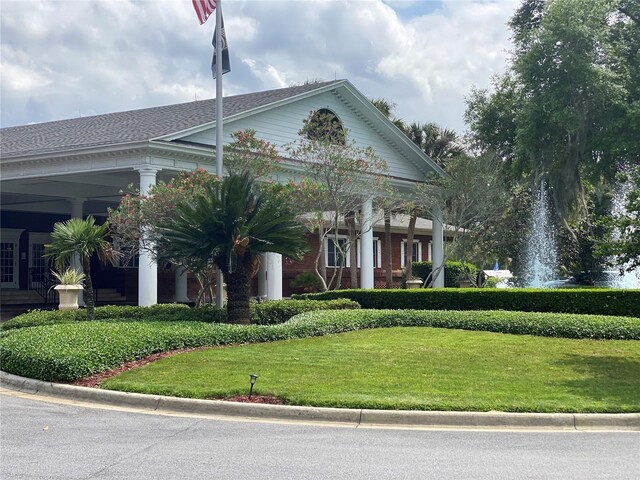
top-left (212, 13), bottom-right (230, 79)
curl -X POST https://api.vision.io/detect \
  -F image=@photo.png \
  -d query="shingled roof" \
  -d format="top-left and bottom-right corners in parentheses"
top-left (1, 80), bottom-right (340, 158)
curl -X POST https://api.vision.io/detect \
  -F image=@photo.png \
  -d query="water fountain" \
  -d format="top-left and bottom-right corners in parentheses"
top-left (522, 183), bottom-right (558, 287)
top-left (602, 172), bottom-right (640, 289)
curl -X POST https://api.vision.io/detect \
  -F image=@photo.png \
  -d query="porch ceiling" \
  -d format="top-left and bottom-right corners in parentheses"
top-left (1, 169), bottom-right (177, 215)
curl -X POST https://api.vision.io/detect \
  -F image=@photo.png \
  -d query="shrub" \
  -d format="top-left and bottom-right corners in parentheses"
top-left (293, 288), bottom-right (640, 317)
top-left (412, 261), bottom-right (479, 288)
top-left (1, 309), bottom-right (637, 382)
top-left (251, 298), bottom-right (360, 325)
top-left (289, 271), bottom-right (324, 293)
top-left (1, 304), bottom-right (196, 331)
top-left (1, 299), bottom-right (360, 330)
top-left (483, 277), bottom-right (500, 288)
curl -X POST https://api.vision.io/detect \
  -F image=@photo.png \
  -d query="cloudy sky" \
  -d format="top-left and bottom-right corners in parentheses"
top-left (1, 0), bottom-right (519, 133)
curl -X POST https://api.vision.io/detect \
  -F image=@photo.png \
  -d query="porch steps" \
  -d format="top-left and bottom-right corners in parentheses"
top-left (94, 288), bottom-right (127, 303)
top-left (0, 289), bottom-right (45, 305)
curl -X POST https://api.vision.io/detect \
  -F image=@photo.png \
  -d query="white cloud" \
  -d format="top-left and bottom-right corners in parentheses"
top-left (377, 0), bottom-right (514, 127)
top-left (1, 62), bottom-right (52, 92)
top-left (0, 0), bottom-right (518, 133)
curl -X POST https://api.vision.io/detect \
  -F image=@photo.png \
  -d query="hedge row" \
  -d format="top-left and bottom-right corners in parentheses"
top-left (250, 298), bottom-right (360, 324)
top-left (1, 299), bottom-right (361, 331)
top-left (411, 261), bottom-right (478, 288)
top-left (293, 288), bottom-right (640, 317)
top-left (1, 309), bottom-right (637, 382)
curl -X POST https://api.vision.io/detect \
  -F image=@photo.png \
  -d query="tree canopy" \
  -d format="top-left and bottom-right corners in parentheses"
top-left (466, 0), bottom-right (639, 223)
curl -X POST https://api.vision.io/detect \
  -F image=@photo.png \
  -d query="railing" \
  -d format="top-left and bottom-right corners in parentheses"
top-left (28, 268), bottom-right (57, 304)
top-left (28, 268), bottom-right (128, 305)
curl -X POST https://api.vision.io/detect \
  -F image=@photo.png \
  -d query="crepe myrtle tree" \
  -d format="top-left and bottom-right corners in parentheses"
top-left (287, 110), bottom-right (394, 291)
top-left (415, 153), bottom-right (508, 287)
top-left (108, 130), bottom-right (281, 306)
top-left (155, 173), bottom-right (309, 324)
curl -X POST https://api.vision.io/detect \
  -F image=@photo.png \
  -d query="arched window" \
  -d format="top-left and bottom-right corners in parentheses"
top-left (305, 108), bottom-right (346, 145)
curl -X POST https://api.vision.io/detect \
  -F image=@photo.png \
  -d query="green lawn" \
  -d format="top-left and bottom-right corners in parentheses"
top-left (102, 327), bottom-right (640, 413)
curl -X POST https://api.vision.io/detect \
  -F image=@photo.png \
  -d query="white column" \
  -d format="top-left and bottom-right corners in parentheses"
top-left (360, 196), bottom-right (374, 289)
top-left (257, 253), bottom-right (267, 299)
top-left (69, 198), bottom-right (85, 306)
top-left (266, 252), bottom-right (282, 300)
top-left (136, 166), bottom-right (161, 306)
top-left (432, 215), bottom-right (445, 288)
top-left (174, 265), bottom-right (189, 303)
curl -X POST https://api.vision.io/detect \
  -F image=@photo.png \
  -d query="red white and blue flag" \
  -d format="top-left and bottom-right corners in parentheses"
top-left (192, 0), bottom-right (217, 25)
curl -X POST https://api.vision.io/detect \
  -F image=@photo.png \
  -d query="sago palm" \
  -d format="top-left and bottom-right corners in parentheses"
top-left (45, 216), bottom-right (117, 319)
top-left (156, 173), bottom-right (309, 324)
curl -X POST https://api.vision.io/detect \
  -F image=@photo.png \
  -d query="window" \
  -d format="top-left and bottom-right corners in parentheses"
top-left (325, 237), bottom-right (350, 268)
top-left (305, 109), bottom-right (346, 145)
top-left (0, 228), bottom-right (23, 288)
top-left (357, 238), bottom-right (382, 268)
top-left (0, 242), bottom-right (16, 284)
top-left (400, 240), bottom-right (422, 267)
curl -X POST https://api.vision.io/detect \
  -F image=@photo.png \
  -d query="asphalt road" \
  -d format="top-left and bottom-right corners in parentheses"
top-left (1, 393), bottom-right (638, 480)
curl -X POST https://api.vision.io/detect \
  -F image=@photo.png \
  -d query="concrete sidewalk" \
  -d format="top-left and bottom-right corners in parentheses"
top-left (2, 371), bottom-right (638, 430)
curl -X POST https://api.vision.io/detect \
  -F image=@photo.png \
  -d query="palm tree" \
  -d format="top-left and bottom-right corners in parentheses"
top-left (156, 173), bottom-right (309, 324)
top-left (407, 122), bottom-right (464, 168)
top-left (370, 97), bottom-right (408, 133)
top-left (45, 216), bottom-right (117, 319)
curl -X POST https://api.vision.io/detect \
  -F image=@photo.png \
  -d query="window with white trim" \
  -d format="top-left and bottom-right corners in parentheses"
top-left (357, 238), bottom-right (382, 268)
top-left (324, 237), bottom-right (350, 268)
top-left (400, 240), bottom-right (422, 267)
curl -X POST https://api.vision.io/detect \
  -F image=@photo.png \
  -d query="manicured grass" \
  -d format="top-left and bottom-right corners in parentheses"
top-left (102, 327), bottom-right (640, 413)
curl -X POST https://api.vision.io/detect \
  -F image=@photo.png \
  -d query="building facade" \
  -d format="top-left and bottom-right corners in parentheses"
top-left (0, 80), bottom-right (445, 307)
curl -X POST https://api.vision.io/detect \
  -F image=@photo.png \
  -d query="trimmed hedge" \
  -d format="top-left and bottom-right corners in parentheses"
top-left (412, 261), bottom-right (478, 288)
top-left (251, 299), bottom-right (360, 325)
top-left (293, 288), bottom-right (640, 318)
top-left (1, 309), bottom-right (637, 382)
top-left (1, 299), bottom-right (360, 331)
top-left (1, 304), bottom-right (197, 331)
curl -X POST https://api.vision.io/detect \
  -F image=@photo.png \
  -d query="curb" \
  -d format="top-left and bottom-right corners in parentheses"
top-left (2, 371), bottom-right (639, 430)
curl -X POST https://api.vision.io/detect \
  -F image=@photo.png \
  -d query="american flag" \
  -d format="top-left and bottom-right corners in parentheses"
top-left (192, 0), bottom-right (217, 25)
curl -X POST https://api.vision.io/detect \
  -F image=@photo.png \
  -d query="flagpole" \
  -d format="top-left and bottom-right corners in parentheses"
top-left (215, 0), bottom-right (225, 309)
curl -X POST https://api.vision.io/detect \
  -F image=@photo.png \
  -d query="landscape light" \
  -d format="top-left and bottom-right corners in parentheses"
top-left (249, 373), bottom-right (259, 398)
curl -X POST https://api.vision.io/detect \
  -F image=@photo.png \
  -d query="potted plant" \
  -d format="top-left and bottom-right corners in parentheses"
top-left (406, 277), bottom-right (423, 289)
top-left (52, 268), bottom-right (86, 310)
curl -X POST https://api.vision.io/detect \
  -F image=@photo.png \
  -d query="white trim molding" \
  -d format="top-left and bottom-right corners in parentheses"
top-left (400, 239), bottom-right (422, 268)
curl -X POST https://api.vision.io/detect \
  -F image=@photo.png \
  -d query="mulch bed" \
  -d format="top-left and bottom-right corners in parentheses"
top-left (224, 395), bottom-right (285, 405)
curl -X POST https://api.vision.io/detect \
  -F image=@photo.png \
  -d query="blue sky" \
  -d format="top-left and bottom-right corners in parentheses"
top-left (384, 0), bottom-right (444, 19)
top-left (0, 0), bottom-right (519, 133)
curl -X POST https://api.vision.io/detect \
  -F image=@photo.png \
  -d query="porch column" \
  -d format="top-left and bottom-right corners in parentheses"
top-left (266, 252), bottom-right (282, 300)
top-left (69, 198), bottom-right (85, 306)
top-left (136, 166), bottom-right (161, 306)
top-left (432, 214), bottom-right (445, 288)
top-left (257, 253), bottom-right (267, 299)
top-left (360, 196), bottom-right (374, 289)
top-left (174, 265), bottom-right (190, 303)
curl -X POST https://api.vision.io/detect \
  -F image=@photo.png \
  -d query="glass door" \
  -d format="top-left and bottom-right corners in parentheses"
top-left (28, 233), bottom-right (52, 288)
top-left (0, 229), bottom-right (22, 288)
